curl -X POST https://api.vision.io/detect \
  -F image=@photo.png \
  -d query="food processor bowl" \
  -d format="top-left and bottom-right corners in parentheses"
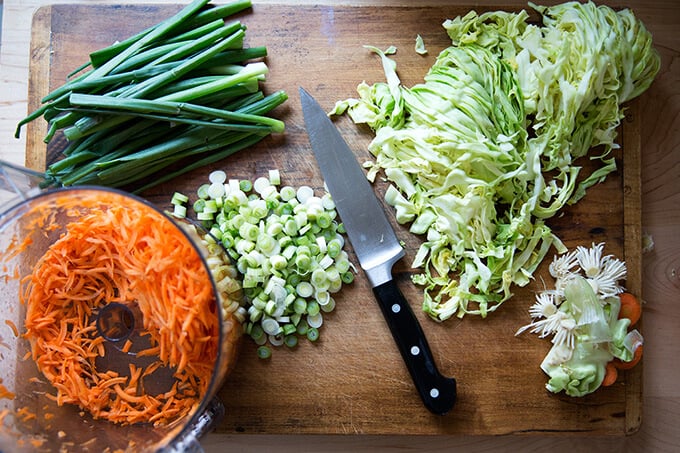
top-left (0, 164), bottom-right (242, 452)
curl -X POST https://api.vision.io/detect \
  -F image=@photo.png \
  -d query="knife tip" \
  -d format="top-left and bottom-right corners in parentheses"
top-left (299, 87), bottom-right (317, 112)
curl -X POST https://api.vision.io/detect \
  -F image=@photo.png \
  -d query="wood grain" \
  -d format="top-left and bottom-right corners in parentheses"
top-left (24, 2), bottom-right (645, 438)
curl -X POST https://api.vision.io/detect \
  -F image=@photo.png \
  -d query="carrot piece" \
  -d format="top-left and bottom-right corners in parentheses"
top-left (602, 362), bottom-right (618, 386)
top-left (0, 382), bottom-right (16, 400)
top-left (16, 406), bottom-right (37, 422)
top-left (618, 292), bottom-right (642, 326)
top-left (4, 319), bottom-right (19, 337)
top-left (613, 344), bottom-right (644, 370)
top-left (121, 339), bottom-right (133, 353)
top-left (30, 439), bottom-right (46, 448)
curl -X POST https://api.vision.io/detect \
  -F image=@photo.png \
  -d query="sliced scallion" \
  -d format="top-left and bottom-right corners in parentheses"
top-left (256, 345), bottom-right (272, 359)
top-left (171, 169), bottom-right (356, 358)
top-left (307, 328), bottom-right (320, 342)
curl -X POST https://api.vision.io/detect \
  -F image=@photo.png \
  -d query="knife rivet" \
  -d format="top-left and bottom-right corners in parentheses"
top-left (391, 304), bottom-right (401, 313)
top-left (430, 388), bottom-right (440, 398)
top-left (410, 346), bottom-right (420, 356)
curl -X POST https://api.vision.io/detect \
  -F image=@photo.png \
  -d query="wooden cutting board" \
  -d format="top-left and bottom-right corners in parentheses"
top-left (25, 3), bottom-right (642, 436)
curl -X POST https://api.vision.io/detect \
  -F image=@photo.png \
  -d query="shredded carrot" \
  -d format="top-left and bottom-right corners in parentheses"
top-left (81, 437), bottom-right (97, 448)
top-left (4, 319), bottom-right (19, 337)
top-left (16, 406), bottom-right (37, 422)
top-left (18, 190), bottom-right (239, 427)
top-left (121, 339), bottom-right (133, 353)
top-left (30, 438), bottom-right (46, 448)
top-left (0, 381), bottom-right (15, 400)
top-left (0, 408), bottom-right (10, 425)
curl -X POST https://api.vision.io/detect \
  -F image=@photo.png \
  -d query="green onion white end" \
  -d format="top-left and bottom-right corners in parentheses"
top-left (515, 242), bottom-right (643, 397)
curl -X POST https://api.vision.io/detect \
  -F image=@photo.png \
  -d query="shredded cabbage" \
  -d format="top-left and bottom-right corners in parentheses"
top-left (331, 1), bottom-right (659, 320)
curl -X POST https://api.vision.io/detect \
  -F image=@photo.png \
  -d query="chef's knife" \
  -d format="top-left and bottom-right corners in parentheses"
top-left (300, 87), bottom-right (457, 415)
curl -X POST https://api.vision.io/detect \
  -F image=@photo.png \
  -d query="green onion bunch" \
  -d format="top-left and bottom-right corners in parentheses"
top-left (171, 170), bottom-right (356, 358)
top-left (16, 0), bottom-right (287, 192)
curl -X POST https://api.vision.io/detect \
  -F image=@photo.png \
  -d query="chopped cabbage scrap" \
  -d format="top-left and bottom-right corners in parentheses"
top-left (331, 1), bottom-right (659, 320)
top-left (516, 243), bottom-right (643, 397)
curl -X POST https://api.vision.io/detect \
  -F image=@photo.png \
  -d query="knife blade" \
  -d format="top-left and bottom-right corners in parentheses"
top-left (300, 87), bottom-right (456, 415)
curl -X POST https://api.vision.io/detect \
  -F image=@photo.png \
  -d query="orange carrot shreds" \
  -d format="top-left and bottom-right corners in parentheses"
top-left (0, 381), bottom-right (15, 400)
top-left (19, 190), bottom-right (241, 427)
top-left (16, 406), bottom-right (37, 422)
top-left (30, 438), bottom-right (46, 448)
top-left (4, 319), bottom-right (19, 337)
top-left (121, 339), bottom-right (133, 353)
top-left (0, 408), bottom-right (10, 425)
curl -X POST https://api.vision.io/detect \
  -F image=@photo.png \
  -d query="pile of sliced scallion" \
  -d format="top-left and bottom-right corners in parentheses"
top-left (16, 0), bottom-right (287, 192)
top-left (171, 170), bottom-right (355, 358)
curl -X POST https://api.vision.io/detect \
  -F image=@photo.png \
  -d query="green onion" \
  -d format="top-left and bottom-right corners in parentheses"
top-left (256, 345), bottom-right (272, 359)
top-left (306, 328), bottom-right (320, 342)
top-left (261, 318), bottom-right (281, 336)
top-left (280, 323), bottom-right (295, 336)
top-left (296, 319), bottom-right (309, 336)
top-left (307, 301), bottom-right (320, 317)
top-left (268, 334), bottom-right (284, 347)
top-left (250, 323), bottom-right (264, 340)
top-left (171, 191), bottom-right (189, 205)
top-left (16, 0), bottom-right (287, 193)
top-left (284, 335), bottom-right (298, 348)
top-left (307, 313), bottom-right (323, 329)
top-left (341, 272), bottom-right (355, 284)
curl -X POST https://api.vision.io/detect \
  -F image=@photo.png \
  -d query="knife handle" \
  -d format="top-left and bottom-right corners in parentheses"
top-left (373, 279), bottom-right (457, 415)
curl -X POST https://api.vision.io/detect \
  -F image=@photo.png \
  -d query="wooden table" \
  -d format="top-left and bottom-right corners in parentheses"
top-left (1, 1), bottom-right (678, 451)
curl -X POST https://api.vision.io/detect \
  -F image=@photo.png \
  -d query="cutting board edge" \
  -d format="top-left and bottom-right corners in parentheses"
top-left (622, 99), bottom-right (644, 436)
top-left (25, 4), bottom-right (52, 171)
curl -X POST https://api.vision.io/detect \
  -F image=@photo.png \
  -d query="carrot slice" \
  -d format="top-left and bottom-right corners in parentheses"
top-left (617, 292), bottom-right (642, 326)
top-left (602, 361), bottom-right (618, 386)
top-left (613, 344), bottom-right (643, 370)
